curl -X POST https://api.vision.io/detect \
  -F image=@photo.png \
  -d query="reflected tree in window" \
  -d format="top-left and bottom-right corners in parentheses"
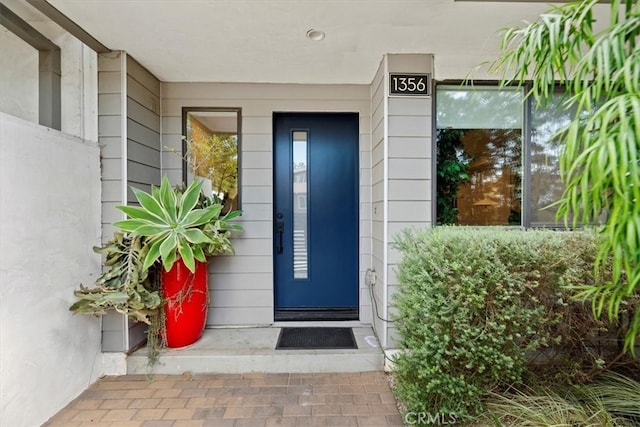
top-left (436, 86), bottom-right (523, 226)
top-left (184, 109), bottom-right (240, 213)
top-left (530, 95), bottom-right (576, 225)
top-left (436, 128), bottom-right (471, 224)
top-left (189, 133), bottom-right (238, 207)
top-left (455, 129), bottom-right (522, 226)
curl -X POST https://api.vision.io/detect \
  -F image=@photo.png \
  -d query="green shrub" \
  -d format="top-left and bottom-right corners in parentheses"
top-left (391, 227), bottom-right (635, 420)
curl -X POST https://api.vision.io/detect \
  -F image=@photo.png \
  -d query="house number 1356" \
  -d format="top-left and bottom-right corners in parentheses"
top-left (389, 73), bottom-right (430, 96)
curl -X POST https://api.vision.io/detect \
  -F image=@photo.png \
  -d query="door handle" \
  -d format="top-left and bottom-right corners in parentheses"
top-left (276, 222), bottom-right (284, 254)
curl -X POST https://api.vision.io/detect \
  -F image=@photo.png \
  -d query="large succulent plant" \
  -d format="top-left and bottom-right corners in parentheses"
top-left (114, 176), bottom-right (242, 273)
top-left (70, 176), bottom-right (242, 323)
top-left (69, 233), bottom-right (161, 324)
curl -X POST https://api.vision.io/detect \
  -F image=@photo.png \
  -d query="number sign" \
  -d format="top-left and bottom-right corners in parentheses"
top-left (389, 73), bottom-right (430, 96)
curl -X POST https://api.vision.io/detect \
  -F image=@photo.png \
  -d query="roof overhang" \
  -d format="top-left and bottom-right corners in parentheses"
top-left (9, 0), bottom-right (614, 84)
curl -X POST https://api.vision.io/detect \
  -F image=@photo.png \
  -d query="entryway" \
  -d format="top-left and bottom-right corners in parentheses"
top-left (127, 325), bottom-right (383, 374)
top-left (273, 113), bottom-right (360, 321)
top-left (45, 367), bottom-right (403, 426)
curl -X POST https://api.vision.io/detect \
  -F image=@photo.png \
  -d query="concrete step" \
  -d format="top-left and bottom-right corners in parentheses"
top-left (127, 325), bottom-right (385, 375)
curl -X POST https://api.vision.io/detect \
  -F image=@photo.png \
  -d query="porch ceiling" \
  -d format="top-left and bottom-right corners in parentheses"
top-left (30, 1), bottom-right (609, 84)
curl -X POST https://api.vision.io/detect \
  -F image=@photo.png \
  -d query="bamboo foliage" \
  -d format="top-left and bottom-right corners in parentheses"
top-left (488, 0), bottom-right (640, 353)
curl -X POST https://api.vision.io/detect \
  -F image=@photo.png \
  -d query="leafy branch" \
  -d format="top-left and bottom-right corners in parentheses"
top-left (70, 233), bottom-right (161, 325)
top-left (488, 0), bottom-right (640, 353)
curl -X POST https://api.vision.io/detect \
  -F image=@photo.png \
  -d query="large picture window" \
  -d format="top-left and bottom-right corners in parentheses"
top-left (182, 108), bottom-right (241, 213)
top-left (436, 85), bottom-right (569, 227)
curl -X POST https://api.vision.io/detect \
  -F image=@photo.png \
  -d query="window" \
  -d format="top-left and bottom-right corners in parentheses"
top-left (182, 108), bottom-right (241, 213)
top-left (437, 86), bottom-right (523, 226)
top-left (297, 195), bottom-right (307, 210)
top-left (292, 130), bottom-right (308, 279)
top-left (529, 94), bottom-right (577, 226)
top-left (436, 85), bottom-right (569, 227)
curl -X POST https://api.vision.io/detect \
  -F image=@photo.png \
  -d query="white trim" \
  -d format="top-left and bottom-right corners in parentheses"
top-left (381, 55), bottom-right (390, 348)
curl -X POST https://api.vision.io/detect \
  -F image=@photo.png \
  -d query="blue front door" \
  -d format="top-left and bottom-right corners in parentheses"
top-left (273, 113), bottom-right (359, 320)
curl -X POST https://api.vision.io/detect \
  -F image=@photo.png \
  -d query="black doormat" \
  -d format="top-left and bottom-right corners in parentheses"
top-left (275, 327), bottom-right (357, 350)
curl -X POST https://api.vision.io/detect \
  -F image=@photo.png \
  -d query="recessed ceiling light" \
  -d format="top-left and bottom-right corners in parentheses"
top-left (306, 29), bottom-right (325, 41)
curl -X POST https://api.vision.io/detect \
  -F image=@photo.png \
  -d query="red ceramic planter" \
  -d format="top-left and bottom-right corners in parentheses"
top-left (161, 259), bottom-right (208, 348)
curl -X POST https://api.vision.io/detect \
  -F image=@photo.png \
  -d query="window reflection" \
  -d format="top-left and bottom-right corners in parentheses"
top-left (454, 129), bottom-right (522, 225)
top-left (436, 86), bottom-right (523, 226)
top-left (293, 131), bottom-right (308, 279)
top-left (530, 95), bottom-right (576, 226)
top-left (184, 109), bottom-right (240, 213)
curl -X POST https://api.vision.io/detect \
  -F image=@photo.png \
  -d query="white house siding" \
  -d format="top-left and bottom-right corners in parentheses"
top-left (385, 54), bottom-right (434, 347)
top-left (161, 83), bottom-right (373, 326)
top-left (368, 54), bottom-right (434, 349)
top-left (98, 52), bottom-right (161, 352)
top-left (125, 55), bottom-right (161, 194)
top-left (98, 51), bottom-right (128, 352)
top-left (0, 113), bottom-right (102, 427)
top-left (98, 51), bottom-right (126, 244)
top-left (370, 59), bottom-right (388, 347)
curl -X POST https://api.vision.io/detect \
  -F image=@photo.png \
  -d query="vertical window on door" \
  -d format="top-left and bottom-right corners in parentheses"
top-left (292, 131), bottom-right (308, 279)
top-left (183, 108), bottom-right (241, 213)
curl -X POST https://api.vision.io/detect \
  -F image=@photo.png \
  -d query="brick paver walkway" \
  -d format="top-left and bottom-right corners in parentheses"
top-left (43, 372), bottom-right (404, 426)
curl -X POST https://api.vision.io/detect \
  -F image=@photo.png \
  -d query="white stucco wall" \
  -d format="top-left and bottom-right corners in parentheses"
top-left (0, 27), bottom-right (38, 123)
top-left (0, 113), bottom-right (103, 427)
top-left (57, 32), bottom-right (99, 142)
top-left (0, 7), bottom-right (98, 142)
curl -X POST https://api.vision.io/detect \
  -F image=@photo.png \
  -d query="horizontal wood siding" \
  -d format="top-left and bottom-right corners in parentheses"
top-left (125, 57), bottom-right (161, 349)
top-left (126, 56), bottom-right (160, 196)
top-left (98, 52), bottom-right (161, 352)
top-left (385, 54), bottom-right (434, 348)
top-left (162, 82), bottom-right (371, 326)
top-left (370, 59), bottom-right (387, 346)
top-left (98, 52), bottom-right (126, 352)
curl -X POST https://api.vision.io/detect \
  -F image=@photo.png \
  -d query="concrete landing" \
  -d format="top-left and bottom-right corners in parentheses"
top-left (127, 325), bottom-right (385, 375)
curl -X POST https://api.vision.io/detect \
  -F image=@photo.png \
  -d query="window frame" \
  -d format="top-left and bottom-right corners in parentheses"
top-left (181, 106), bottom-right (242, 212)
top-left (433, 81), bottom-right (569, 229)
